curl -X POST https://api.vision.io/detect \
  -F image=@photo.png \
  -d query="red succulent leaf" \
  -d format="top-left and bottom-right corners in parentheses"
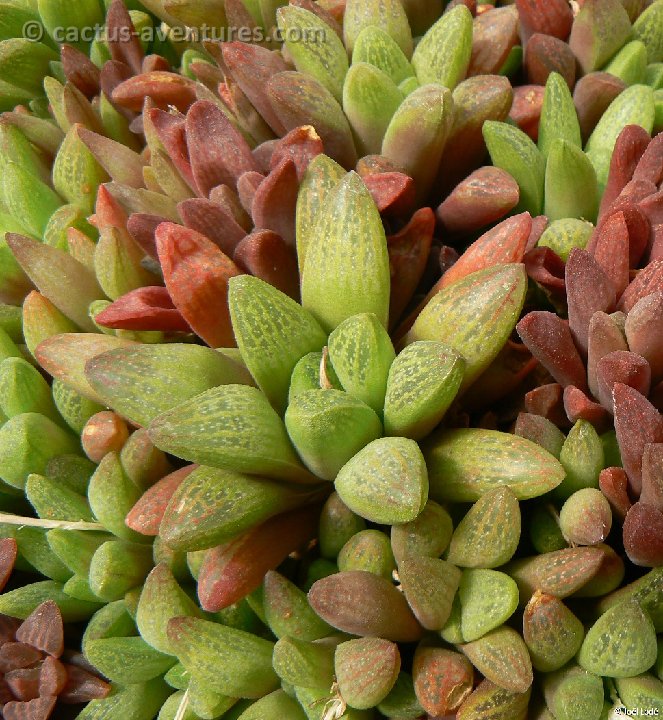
top-left (436, 167), bottom-right (519, 235)
top-left (639, 190), bottom-right (663, 227)
top-left (178, 198), bottom-right (247, 258)
top-left (599, 467), bottom-right (632, 521)
top-left (587, 310), bottom-right (629, 399)
top-left (38, 656), bottom-right (68, 698)
top-left (0, 644), bottom-right (44, 673)
top-left (613, 383), bottom-right (663, 495)
top-left (623, 502), bottom-right (663, 567)
top-left (566, 248), bottom-right (616, 357)
top-left (387, 208), bottom-right (435, 330)
top-left (106, 0), bottom-right (144, 75)
top-left (186, 100), bottom-right (259, 198)
top-left (237, 171), bottom-right (265, 216)
top-left (563, 385), bottom-right (611, 430)
top-left (591, 210), bottom-right (630, 297)
top-left (468, 6), bottom-right (519, 77)
top-left (517, 312), bottom-right (587, 390)
top-left (233, 230), bottom-right (300, 301)
top-left (94, 286), bottom-right (191, 333)
top-left (598, 124), bottom-right (651, 220)
top-left (112, 71), bottom-right (197, 112)
top-left (290, 0), bottom-right (343, 36)
top-left (147, 108), bottom-right (195, 190)
top-left (16, 602), bottom-right (64, 658)
top-left (0, 616), bottom-right (21, 644)
top-left (270, 126), bottom-right (325, 182)
top-left (515, 0), bottom-right (573, 43)
top-left (125, 465), bottom-right (197, 536)
top-left (156, 222), bottom-right (243, 348)
top-left (618, 260), bottom-right (663, 313)
top-left (596, 350), bottom-right (651, 413)
top-left (632, 132), bottom-right (663, 186)
top-left (60, 45), bottom-right (101, 99)
top-left (508, 85), bottom-right (544, 141)
top-left (2, 695), bottom-right (57, 720)
top-left (624, 292), bottom-right (663, 384)
top-left (525, 33), bottom-right (576, 88)
top-left (126, 213), bottom-right (164, 259)
top-left (573, 72), bottom-right (626, 143)
top-left (526, 216), bottom-right (549, 252)
top-left (59, 665), bottom-right (111, 704)
top-left (197, 505), bottom-right (320, 612)
top-left (0, 537), bottom-right (17, 593)
top-left (99, 59), bottom-right (133, 111)
top-left (5, 667), bottom-right (41, 702)
top-left (641, 443), bottom-right (663, 511)
top-left (142, 54), bottom-right (170, 73)
top-left (252, 139), bottom-right (278, 175)
top-left (364, 172), bottom-right (416, 220)
top-left (524, 383), bottom-right (569, 427)
top-left (251, 159), bottom-right (299, 246)
top-left (524, 246), bottom-right (566, 299)
top-left (221, 42), bottom-right (290, 135)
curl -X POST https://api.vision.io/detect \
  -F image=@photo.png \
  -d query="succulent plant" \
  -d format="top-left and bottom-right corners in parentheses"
top-left (0, 0), bottom-right (661, 719)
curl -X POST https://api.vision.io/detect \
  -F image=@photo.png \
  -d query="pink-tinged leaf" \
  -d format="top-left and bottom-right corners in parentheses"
top-left (16, 602), bottom-right (63, 658)
top-left (221, 42), bottom-right (290, 135)
top-left (252, 139), bottom-right (277, 174)
top-left (94, 286), bottom-right (191, 333)
top-left (517, 312), bottom-right (586, 390)
top-left (436, 166), bottom-right (519, 234)
top-left (614, 383), bottom-right (663, 495)
top-left (525, 33), bottom-right (576, 88)
top-left (623, 502), bottom-right (663, 567)
top-left (650, 225), bottom-right (663, 263)
top-left (290, 0), bottom-right (343, 37)
top-left (99, 59), bottom-right (132, 111)
top-left (61, 45), bottom-right (100, 99)
top-left (524, 383), bottom-right (569, 428)
top-left (641, 443), bottom-right (663, 511)
top-left (625, 292), bottom-right (663, 384)
top-left (112, 71), bottom-right (198, 112)
top-left (598, 124), bottom-right (651, 219)
top-left (357, 155), bottom-right (405, 177)
top-left (515, 0), bottom-right (573, 43)
top-left (146, 108), bottom-right (195, 190)
top-left (106, 0), bottom-right (144, 74)
top-left (468, 6), bottom-right (519, 77)
top-left (77, 127), bottom-right (146, 188)
top-left (5, 666), bottom-right (40, 701)
top-left (439, 213), bottom-right (532, 292)
top-left (188, 61), bottom-right (224, 92)
top-left (632, 132), bottom-right (663, 186)
top-left (38, 656), bottom-right (68, 698)
top-left (233, 230), bottom-right (300, 300)
top-left (186, 99), bottom-right (258, 198)
top-left (60, 664), bottom-right (111, 703)
top-left (526, 215), bottom-right (549, 252)
top-left (563, 385), bottom-right (611, 430)
top-left (566, 248), bottom-right (616, 357)
top-left (0, 617), bottom-right (20, 645)
top-left (587, 310), bottom-right (629, 399)
top-left (156, 222), bottom-right (243, 347)
top-left (639, 190), bottom-right (663, 226)
top-left (2, 696), bottom-right (56, 720)
top-left (612, 179), bottom-right (658, 208)
top-left (208, 185), bottom-right (253, 231)
top-left (387, 208), bottom-right (435, 330)
top-left (591, 210), bottom-right (630, 297)
top-left (178, 198), bottom-right (247, 257)
top-left (270, 126), bottom-right (325, 182)
top-left (126, 213), bottom-right (164, 259)
top-left (251, 159), bottom-right (299, 247)
top-left (596, 350), bottom-right (651, 413)
top-left (197, 505), bottom-right (320, 612)
top-left (142, 54), bottom-right (170, 73)
top-left (237, 171), bottom-right (265, 216)
top-left (573, 72), bottom-right (626, 143)
top-left (508, 85), bottom-right (544, 142)
top-left (362, 172), bottom-right (416, 220)
top-left (618, 260), bottom-right (663, 313)
top-left (125, 465), bottom-right (197, 536)
top-left (92, 185), bottom-right (129, 236)
top-left (524, 247), bottom-right (566, 298)
top-left (0, 537), bottom-right (17, 593)
top-left (591, 204), bottom-right (650, 268)
top-left (599, 467), bottom-right (631, 521)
